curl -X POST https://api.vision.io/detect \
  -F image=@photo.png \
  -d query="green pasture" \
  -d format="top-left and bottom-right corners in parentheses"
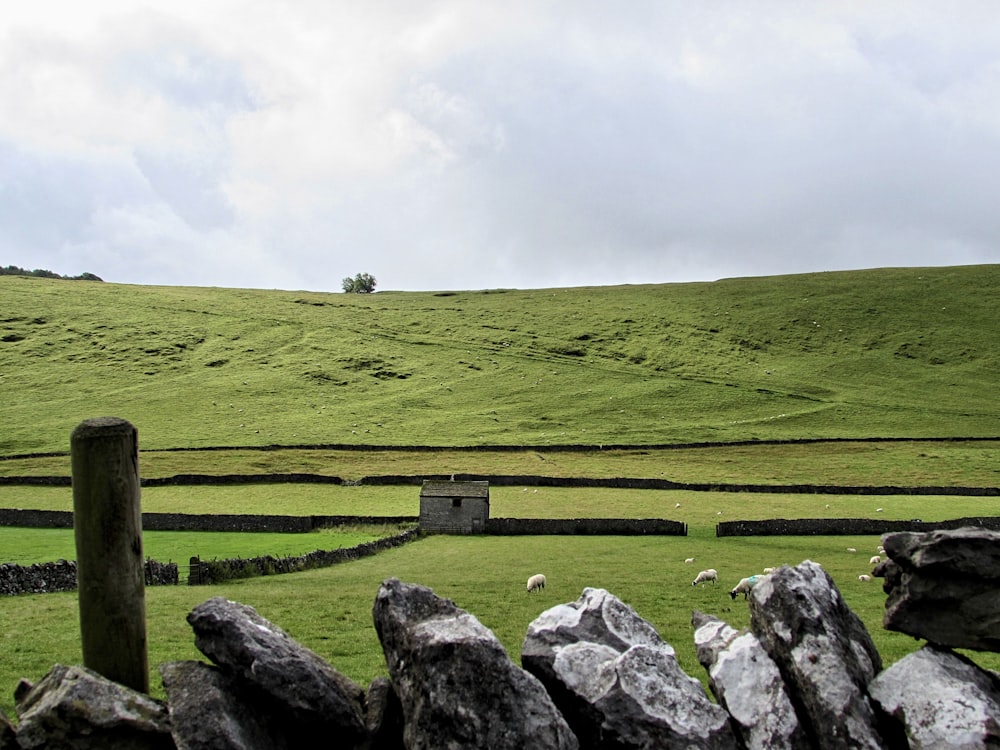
top-left (4, 440), bottom-right (1000, 487)
top-left (4, 532), bottom-right (1000, 722)
top-left (0, 525), bottom-right (410, 569)
top-left (3, 487), bottom-right (1000, 718)
top-left (2, 266), bottom-right (999, 456)
top-left (5, 483), bottom-right (1000, 530)
top-left (1, 267), bottom-right (998, 721)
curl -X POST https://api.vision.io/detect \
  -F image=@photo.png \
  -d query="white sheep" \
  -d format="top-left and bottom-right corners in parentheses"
top-left (730, 574), bottom-right (767, 600)
top-left (684, 557), bottom-right (695, 564)
top-left (762, 567), bottom-right (775, 574)
top-left (846, 547), bottom-right (857, 553)
top-left (869, 555), bottom-right (881, 565)
top-left (858, 574), bottom-right (872, 582)
top-left (526, 573), bottom-right (546, 593)
top-left (692, 568), bottom-right (718, 586)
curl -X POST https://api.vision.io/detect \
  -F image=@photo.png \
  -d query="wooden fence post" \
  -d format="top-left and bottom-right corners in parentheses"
top-left (71, 417), bottom-right (149, 693)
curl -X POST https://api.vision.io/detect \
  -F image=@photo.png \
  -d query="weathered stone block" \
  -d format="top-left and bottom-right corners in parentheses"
top-left (14, 664), bottom-right (173, 750)
top-left (187, 597), bottom-right (368, 747)
top-left (373, 577), bottom-right (577, 750)
top-left (869, 644), bottom-right (1000, 749)
top-left (160, 660), bottom-right (291, 750)
top-left (876, 527), bottom-right (1000, 651)
top-left (524, 588), bottom-right (737, 749)
top-left (692, 610), bottom-right (807, 749)
top-left (749, 561), bottom-right (889, 749)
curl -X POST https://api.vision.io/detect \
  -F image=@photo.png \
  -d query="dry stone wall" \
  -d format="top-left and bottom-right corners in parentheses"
top-left (5, 527), bottom-right (1000, 748)
top-left (0, 559), bottom-right (177, 596)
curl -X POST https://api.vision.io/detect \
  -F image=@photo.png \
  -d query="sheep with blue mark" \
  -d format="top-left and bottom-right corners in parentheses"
top-left (730, 573), bottom-right (769, 600)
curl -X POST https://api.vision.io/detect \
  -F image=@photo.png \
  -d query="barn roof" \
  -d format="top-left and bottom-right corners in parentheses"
top-left (420, 479), bottom-right (489, 498)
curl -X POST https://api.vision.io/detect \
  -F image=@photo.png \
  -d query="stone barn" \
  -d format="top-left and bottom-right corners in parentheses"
top-left (419, 480), bottom-right (490, 534)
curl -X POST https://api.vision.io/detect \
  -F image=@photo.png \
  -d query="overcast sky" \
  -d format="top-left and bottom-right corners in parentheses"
top-left (3, 2), bottom-right (1000, 292)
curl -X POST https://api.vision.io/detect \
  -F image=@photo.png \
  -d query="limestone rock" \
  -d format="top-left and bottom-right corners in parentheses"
top-left (876, 527), bottom-right (1000, 651)
top-left (869, 644), bottom-right (1000, 749)
top-left (749, 561), bottom-right (889, 749)
top-left (691, 610), bottom-right (807, 750)
top-left (14, 664), bottom-right (173, 749)
top-left (365, 676), bottom-right (404, 750)
top-left (187, 597), bottom-right (367, 747)
top-left (0, 708), bottom-right (19, 750)
top-left (159, 660), bottom-right (292, 750)
top-left (372, 577), bottom-right (577, 750)
top-left (523, 588), bottom-right (737, 749)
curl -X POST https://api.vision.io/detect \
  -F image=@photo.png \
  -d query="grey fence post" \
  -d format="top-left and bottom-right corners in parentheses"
top-left (71, 417), bottom-right (149, 693)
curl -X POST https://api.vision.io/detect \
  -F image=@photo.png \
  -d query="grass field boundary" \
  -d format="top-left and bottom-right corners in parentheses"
top-left (2, 435), bottom-right (999, 463)
top-left (1, 558), bottom-right (178, 596)
top-left (1, 472), bottom-right (996, 495)
top-left (0, 508), bottom-right (417, 532)
top-left (188, 527), bottom-right (421, 585)
top-left (716, 516), bottom-right (1000, 536)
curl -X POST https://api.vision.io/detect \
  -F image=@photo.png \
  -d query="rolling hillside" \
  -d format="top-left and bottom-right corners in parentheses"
top-left (2, 265), bottom-right (998, 456)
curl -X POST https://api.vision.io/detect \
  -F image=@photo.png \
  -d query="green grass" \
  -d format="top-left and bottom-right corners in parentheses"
top-left (0, 525), bottom-right (410, 568)
top-left (4, 440), bottom-right (1000, 487)
top-left (2, 266), bottom-right (999, 456)
top-left (3, 488), bottom-right (1000, 719)
top-left (5, 532), bottom-right (1000, 722)
top-left (2, 266), bottom-right (999, 721)
top-left (5, 484), bottom-right (1000, 526)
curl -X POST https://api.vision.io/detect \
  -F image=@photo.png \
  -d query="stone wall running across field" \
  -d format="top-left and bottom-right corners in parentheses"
top-left (6, 527), bottom-right (1000, 749)
top-left (717, 516), bottom-right (1000, 536)
top-left (486, 517), bottom-right (687, 535)
top-left (0, 508), bottom-right (417, 532)
top-left (0, 559), bottom-right (177, 596)
top-left (0, 529), bottom-right (418, 593)
top-left (3, 469), bottom-right (998, 496)
top-left (187, 528), bottom-right (420, 585)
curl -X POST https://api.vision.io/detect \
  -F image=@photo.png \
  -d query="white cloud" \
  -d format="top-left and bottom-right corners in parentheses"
top-left (2, 1), bottom-right (1000, 290)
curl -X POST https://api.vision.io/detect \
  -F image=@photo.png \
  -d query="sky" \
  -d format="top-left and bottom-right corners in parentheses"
top-left (3, 2), bottom-right (1000, 293)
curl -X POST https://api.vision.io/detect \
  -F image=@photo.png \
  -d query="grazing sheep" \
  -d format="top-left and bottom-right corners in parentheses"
top-left (730, 574), bottom-right (767, 600)
top-left (526, 573), bottom-right (546, 593)
top-left (692, 568), bottom-right (718, 586)
top-left (846, 547), bottom-right (857, 553)
top-left (762, 567), bottom-right (775, 574)
top-left (869, 555), bottom-right (881, 565)
top-left (684, 557), bottom-right (695, 564)
top-left (858, 574), bottom-right (872, 582)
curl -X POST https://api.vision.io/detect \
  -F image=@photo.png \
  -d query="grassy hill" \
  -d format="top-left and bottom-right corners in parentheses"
top-left (2, 264), bottom-right (998, 457)
top-left (2, 265), bottom-right (999, 720)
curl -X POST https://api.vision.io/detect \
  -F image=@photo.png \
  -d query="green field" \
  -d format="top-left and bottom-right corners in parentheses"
top-left (3, 485), bottom-right (1000, 718)
top-left (0, 525), bottom-right (411, 569)
top-left (1, 266), bottom-right (999, 720)
top-left (2, 265), bottom-right (998, 454)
